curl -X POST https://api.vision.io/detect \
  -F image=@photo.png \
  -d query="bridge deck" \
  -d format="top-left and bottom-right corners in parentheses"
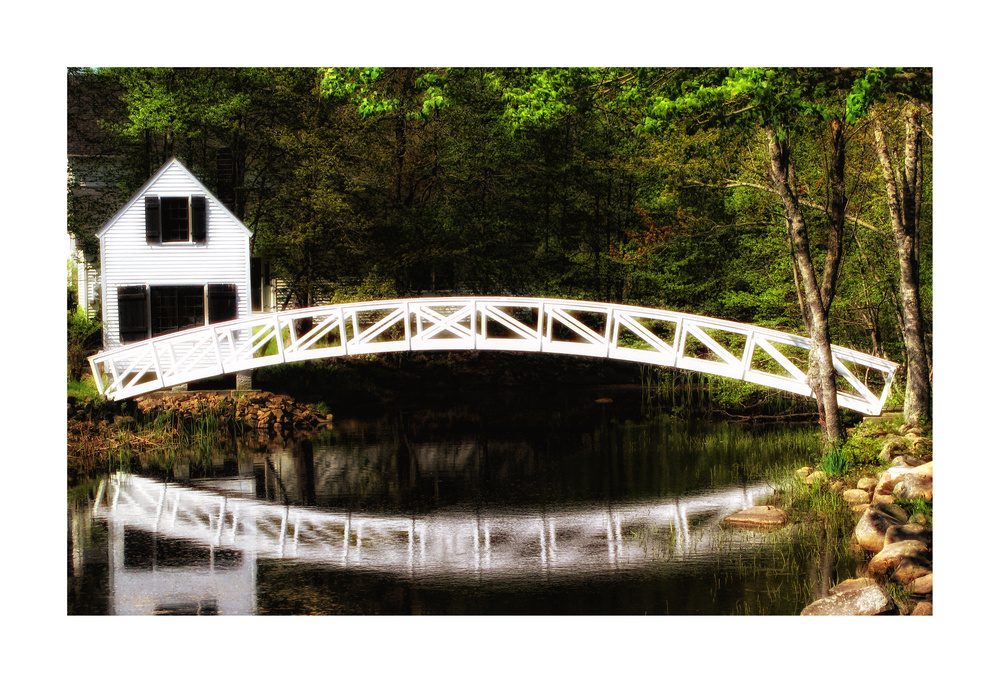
top-left (89, 296), bottom-right (897, 414)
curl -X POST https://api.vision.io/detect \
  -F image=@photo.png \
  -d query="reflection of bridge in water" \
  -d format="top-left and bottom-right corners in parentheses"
top-left (93, 473), bottom-right (776, 584)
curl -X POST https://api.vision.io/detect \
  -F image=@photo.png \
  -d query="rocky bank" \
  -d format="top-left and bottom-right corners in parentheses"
top-left (798, 421), bottom-right (933, 615)
top-left (720, 418), bottom-right (933, 615)
top-left (133, 390), bottom-right (333, 437)
top-left (67, 390), bottom-right (333, 485)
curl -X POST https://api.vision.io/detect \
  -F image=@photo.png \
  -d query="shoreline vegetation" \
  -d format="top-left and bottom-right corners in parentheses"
top-left (67, 353), bottom-right (927, 615)
top-left (68, 353), bottom-right (827, 485)
top-left (760, 414), bottom-right (932, 615)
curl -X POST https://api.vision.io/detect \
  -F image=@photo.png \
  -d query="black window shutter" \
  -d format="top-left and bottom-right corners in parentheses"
top-left (208, 284), bottom-right (238, 323)
top-left (190, 195), bottom-right (207, 243)
top-left (118, 285), bottom-right (149, 342)
top-left (145, 197), bottom-right (161, 243)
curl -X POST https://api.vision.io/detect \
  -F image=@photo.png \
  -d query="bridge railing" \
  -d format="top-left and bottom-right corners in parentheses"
top-left (88, 296), bottom-right (898, 414)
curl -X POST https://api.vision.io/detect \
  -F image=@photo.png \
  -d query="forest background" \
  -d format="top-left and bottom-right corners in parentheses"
top-left (67, 66), bottom-right (933, 442)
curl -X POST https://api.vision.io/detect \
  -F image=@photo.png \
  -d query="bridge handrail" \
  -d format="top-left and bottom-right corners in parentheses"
top-left (88, 296), bottom-right (897, 414)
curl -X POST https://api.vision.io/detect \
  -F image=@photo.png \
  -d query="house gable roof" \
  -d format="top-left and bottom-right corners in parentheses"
top-left (96, 157), bottom-right (252, 239)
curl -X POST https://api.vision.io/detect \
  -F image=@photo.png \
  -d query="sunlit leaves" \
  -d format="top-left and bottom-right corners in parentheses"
top-left (499, 68), bottom-right (585, 128)
top-left (644, 68), bottom-right (888, 137)
top-left (844, 67), bottom-right (898, 124)
top-left (102, 68), bottom-right (259, 144)
top-left (109, 68), bottom-right (193, 139)
top-left (319, 67), bottom-right (451, 121)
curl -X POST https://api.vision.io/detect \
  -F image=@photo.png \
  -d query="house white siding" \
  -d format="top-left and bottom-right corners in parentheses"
top-left (98, 159), bottom-right (252, 353)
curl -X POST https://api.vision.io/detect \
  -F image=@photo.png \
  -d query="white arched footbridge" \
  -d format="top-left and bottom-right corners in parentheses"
top-left (88, 296), bottom-right (897, 414)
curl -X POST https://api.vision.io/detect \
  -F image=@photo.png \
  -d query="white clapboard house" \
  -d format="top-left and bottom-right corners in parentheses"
top-left (96, 157), bottom-right (253, 388)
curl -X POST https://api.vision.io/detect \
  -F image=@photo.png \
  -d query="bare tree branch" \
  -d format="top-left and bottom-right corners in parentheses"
top-left (687, 179), bottom-right (891, 237)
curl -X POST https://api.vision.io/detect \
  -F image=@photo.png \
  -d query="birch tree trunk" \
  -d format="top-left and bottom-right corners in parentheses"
top-left (765, 124), bottom-right (847, 446)
top-left (873, 107), bottom-right (932, 425)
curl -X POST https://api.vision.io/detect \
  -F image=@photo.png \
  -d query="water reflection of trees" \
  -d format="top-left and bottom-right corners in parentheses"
top-left (252, 404), bottom-right (808, 516)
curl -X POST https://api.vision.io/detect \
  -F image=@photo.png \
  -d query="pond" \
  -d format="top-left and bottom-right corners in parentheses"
top-left (68, 385), bottom-right (844, 615)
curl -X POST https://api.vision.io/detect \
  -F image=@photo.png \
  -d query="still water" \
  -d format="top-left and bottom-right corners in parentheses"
top-left (68, 386), bottom-right (832, 615)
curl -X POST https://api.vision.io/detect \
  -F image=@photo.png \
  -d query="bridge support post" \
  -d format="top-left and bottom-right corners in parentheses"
top-left (236, 371), bottom-right (252, 392)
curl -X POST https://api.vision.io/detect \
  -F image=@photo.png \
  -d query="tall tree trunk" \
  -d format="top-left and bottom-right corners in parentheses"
top-left (873, 108), bottom-right (931, 425)
top-left (765, 125), bottom-right (846, 447)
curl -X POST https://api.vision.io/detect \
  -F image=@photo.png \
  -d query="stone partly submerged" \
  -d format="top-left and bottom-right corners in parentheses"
top-left (800, 578), bottom-right (897, 616)
top-left (723, 505), bottom-right (789, 529)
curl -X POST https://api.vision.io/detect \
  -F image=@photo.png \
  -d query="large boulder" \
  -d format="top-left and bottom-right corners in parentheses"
top-left (903, 434), bottom-right (933, 459)
top-left (893, 461), bottom-right (933, 501)
top-left (872, 492), bottom-right (896, 506)
top-left (804, 471), bottom-right (828, 487)
top-left (843, 489), bottom-right (871, 505)
top-left (893, 554), bottom-right (933, 583)
top-left (828, 578), bottom-right (878, 595)
top-left (908, 572), bottom-right (933, 598)
top-left (891, 454), bottom-right (930, 468)
top-left (853, 503), bottom-right (909, 553)
top-left (868, 540), bottom-right (931, 578)
top-left (878, 437), bottom-right (910, 463)
top-left (875, 466), bottom-right (916, 496)
top-left (856, 476), bottom-right (879, 493)
top-left (801, 581), bottom-right (896, 615)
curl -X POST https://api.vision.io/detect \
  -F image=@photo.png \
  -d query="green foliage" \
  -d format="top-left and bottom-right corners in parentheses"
top-left (67, 308), bottom-right (102, 382)
top-left (497, 68), bottom-right (589, 128)
top-left (319, 67), bottom-right (451, 121)
top-left (896, 497), bottom-right (932, 529)
top-left (68, 374), bottom-right (103, 404)
top-left (333, 270), bottom-right (398, 303)
top-left (644, 67), bottom-right (897, 138)
top-left (819, 447), bottom-right (850, 476)
top-left (843, 418), bottom-right (897, 457)
top-left (845, 68), bottom-right (898, 124)
top-left (71, 66), bottom-right (930, 414)
top-left (704, 377), bottom-right (768, 410)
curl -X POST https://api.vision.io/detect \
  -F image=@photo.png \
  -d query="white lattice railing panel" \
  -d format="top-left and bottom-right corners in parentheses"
top-left (89, 297), bottom-right (898, 414)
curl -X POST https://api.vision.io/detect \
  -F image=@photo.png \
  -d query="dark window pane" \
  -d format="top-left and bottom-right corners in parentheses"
top-left (160, 197), bottom-right (190, 242)
top-left (118, 285), bottom-right (149, 342)
top-left (150, 285), bottom-right (205, 336)
top-left (208, 284), bottom-right (238, 323)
